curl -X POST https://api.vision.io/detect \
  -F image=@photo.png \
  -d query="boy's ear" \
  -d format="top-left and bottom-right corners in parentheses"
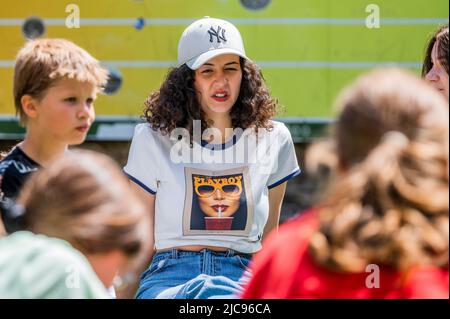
top-left (20, 95), bottom-right (39, 119)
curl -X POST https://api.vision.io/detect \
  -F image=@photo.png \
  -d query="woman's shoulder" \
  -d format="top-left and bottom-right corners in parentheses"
top-left (263, 120), bottom-right (292, 139)
top-left (134, 122), bottom-right (156, 137)
top-left (133, 123), bottom-right (170, 143)
top-left (267, 120), bottom-right (287, 130)
top-left (246, 120), bottom-right (290, 142)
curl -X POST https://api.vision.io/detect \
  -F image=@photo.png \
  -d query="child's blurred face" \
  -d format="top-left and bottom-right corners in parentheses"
top-left (33, 77), bottom-right (96, 145)
top-left (425, 41), bottom-right (449, 100)
top-left (194, 54), bottom-right (242, 119)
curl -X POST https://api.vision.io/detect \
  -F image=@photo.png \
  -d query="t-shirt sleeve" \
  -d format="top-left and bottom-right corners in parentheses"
top-left (123, 124), bottom-right (158, 195)
top-left (0, 166), bottom-right (25, 199)
top-left (266, 123), bottom-right (300, 189)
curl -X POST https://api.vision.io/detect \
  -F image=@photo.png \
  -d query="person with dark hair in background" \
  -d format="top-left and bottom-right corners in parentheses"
top-left (422, 24), bottom-right (449, 100)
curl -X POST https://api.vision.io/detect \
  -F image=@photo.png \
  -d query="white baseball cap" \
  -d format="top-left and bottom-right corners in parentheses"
top-left (177, 17), bottom-right (249, 70)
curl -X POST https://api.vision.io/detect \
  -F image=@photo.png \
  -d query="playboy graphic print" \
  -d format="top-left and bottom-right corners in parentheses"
top-left (183, 167), bottom-right (253, 236)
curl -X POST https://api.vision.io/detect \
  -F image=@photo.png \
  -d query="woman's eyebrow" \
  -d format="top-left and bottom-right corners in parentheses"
top-left (203, 61), bottom-right (239, 67)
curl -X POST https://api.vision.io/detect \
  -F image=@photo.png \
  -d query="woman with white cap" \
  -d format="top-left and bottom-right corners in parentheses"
top-left (124, 16), bottom-right (300, 299)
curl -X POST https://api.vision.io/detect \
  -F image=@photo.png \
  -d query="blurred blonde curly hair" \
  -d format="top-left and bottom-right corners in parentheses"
top-left (308, 68), bottom-right (449, 273)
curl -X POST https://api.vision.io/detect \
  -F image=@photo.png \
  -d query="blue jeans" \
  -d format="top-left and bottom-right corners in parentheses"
top-left (135, 249), bottom-right (252, 299)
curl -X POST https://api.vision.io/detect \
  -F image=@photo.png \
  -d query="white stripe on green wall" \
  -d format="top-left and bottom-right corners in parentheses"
top-left (0, 18), bottom-right (447, 26)
top-left (0, 60), bottom-right (422, 69)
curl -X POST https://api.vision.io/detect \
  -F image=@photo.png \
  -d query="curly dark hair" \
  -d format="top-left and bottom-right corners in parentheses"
top-left (143, 58), bottom-right (279, 137)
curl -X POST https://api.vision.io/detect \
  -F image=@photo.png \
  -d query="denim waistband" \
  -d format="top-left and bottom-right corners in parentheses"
top-left (154, 248), bottom-right (252, 260)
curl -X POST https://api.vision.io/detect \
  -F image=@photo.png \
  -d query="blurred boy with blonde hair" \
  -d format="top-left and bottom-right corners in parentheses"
top-left (0, 38), bottom-right (108, 233)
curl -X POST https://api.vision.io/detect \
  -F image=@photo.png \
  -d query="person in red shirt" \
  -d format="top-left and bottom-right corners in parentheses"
top-left (242, 68), bottom-right (449, 299)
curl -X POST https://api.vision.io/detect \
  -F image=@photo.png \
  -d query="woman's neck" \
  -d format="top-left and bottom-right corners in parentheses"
top-left (207, 114), bottom-right (233, 144)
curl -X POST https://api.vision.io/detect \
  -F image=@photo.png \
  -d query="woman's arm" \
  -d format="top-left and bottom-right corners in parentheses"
top-left (263, 182), bottom-right (287, 241)
top-left (0, 218), bottom-right (5, 236)
top-left (130, 181), bottom-right (156, 260)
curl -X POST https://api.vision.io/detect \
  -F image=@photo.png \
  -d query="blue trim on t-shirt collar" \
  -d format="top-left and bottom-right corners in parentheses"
top-left (200, 134), bottom-right (239, 150)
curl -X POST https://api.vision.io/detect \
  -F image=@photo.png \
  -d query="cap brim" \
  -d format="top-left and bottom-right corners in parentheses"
top-left (186, 48), bottom-right (250, 70)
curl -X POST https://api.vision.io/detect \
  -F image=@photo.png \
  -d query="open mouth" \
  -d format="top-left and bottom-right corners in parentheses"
top-left (211, 92), bottom-right (229, 102)
top-left (211, 205), bottom-right (229, 213)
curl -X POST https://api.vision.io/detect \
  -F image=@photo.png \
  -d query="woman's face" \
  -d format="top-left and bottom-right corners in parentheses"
top-left (195, 177), bottom-right (242, 218)
top-left (425, 41), bottom-right (449, 100)
top-left (194, 54), bottom-right (243, 119)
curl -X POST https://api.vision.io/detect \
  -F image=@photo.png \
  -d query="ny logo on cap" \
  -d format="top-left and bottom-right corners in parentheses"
top-left (208, 26), bottom-right (227, 43)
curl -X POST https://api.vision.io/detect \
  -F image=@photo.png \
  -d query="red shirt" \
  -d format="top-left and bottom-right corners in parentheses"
top-left (242, 209), bottom-right (449, 299)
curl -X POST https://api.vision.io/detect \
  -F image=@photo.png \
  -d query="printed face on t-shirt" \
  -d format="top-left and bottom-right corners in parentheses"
top-left (194, 175), bottom-right (242, 218)
top-left (183, 167), bottom-right (253, 235)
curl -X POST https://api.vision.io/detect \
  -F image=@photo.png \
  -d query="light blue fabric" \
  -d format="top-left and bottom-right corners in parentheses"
top-left (0, 231), bottom-right (110, 299)
top-left (135, 249), bottom-right (251, 299)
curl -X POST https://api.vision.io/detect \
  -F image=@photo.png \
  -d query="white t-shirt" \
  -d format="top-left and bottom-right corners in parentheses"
top-left (124, 121), bottom-right (300, 254)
